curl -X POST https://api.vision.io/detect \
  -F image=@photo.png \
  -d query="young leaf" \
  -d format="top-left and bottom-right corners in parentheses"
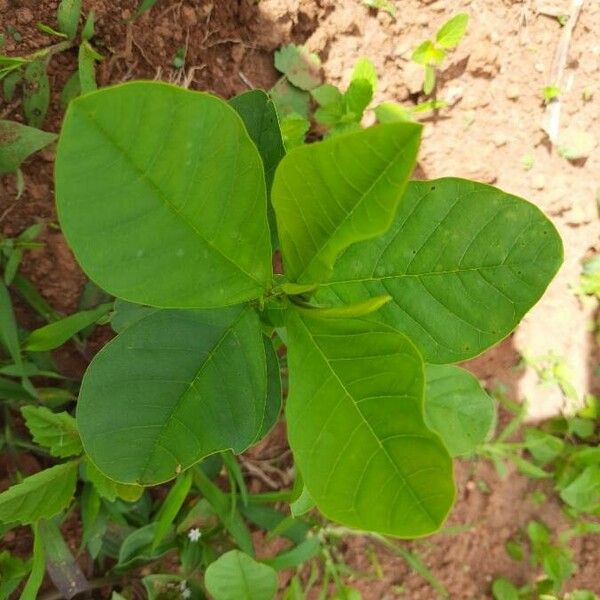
top-left (0, 281), bottom-right (23, 376)
top-left (352, 57), bottom-right (378, 89)
top-left (0, 551), bottom-right (30, 599)
top-left (152, 471), bottom-right (192, 549)
top-left (294, 294), bottom-right (391, 319)
top-left (205, 550), bottom-right (278, 600)
top-left (492, 577), bottom-right (520, 600)
top-left (263, 537), bottom-right (321, 571)
top-left (55, 82), bottom-right (272, 309)
top-left (0, 376), bottom-right (31, 401)
top-left (57, 0), bottom-right (82, 40)
top-left (317, 178), bottom-right (563, 363)
top-left (21, 405), bottom-right (82, 457)
top-left (424, 364), bottom-right (495, 456)
top-left (77, 307), bottom-right (269, 485)
top-left (82, 11), bottom-right (95, 41)
top-left (361, 0), bottom-right (396, 17)
top-left (272, 122), bottom-right (422, 284)
top-left (274, 44), bottom-right (321, 91)
top-left (134, 0), bottom-right (161, 19)
top-left (0, 462), bottom-right (78, 525)
top-left (559, 466), bottom-right (600, 513)
top-left (193, 467), bottom-right (254, 555)
top-left (0, 120), bottom-right (56, 174)
top-left (285, 311), bottom-right (455, 537)
top-left (77, 40), bottom-right (102, 94)
top-left (270, 78), bottom-right (310, 119)
top-left (19, 523), bottom-right (45, 600)
top-left (23, 58), bottom-right (50, 128)
top-left (24, 302), bottom-right (112, 352)
top-left (436, 13), bottom-right (469, 50)
top-left (60, 71), bottom-right (81, 108)
top-left (411, 41), bottom-right (444, 66)
top-left (523, 428), bottom-right (564, 465)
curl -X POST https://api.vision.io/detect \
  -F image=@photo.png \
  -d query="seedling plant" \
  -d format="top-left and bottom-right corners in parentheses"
top-left (0, 51), bottom-right (564, 600)
top-left (411, 13), bottom-right (469, 96)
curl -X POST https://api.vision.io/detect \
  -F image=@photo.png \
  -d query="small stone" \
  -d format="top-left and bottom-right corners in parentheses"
top-left (16, 8), bottom-right (33, 24)
top-left (444, 85), bottom-right (464, 105)
top-left (506, 84), bottom-right (520, 100)
top-left (181, 6), bottom-right (198, 26)
top-left (466, 480), bottom-right (476, 491)
top-left (532, 174), bottom-right (546, 190)
top-left (534, 62), bottom-right (545, 73)
top-left (402, 61), bottom-right (424, 95)
top-left (492, 132), bottom-right (508, 147)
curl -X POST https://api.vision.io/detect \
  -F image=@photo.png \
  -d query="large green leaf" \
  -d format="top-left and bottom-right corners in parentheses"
top-left (0, 462), bottom-right (78, 525)
top-left (77, 306), bottom-right (270, 485)
top-left (317, 178), bottom-right (563, 363)
top-left (424, 364), bottom-right (495, 457)
top-left (55, 82), bottom-right (272, 309)
top-left (205, 550), bottom-right (278, 600)
top-left (272, 122), bottom-right (421, 284)
top-left (285, 311), bottom-right (454, 537)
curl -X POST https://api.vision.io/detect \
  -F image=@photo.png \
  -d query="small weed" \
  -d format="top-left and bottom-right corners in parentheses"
top-left (411, 13), bottom-right (469, 95)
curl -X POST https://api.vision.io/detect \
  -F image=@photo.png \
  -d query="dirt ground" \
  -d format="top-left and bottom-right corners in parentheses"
top-left (1, 0), bottom-right (599, 598)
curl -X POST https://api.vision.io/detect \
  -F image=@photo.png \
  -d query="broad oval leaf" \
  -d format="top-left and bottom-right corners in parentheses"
top-left (286, 311), bottom-right (455, 537)
top-left (77, 306), bottom-right (270, 485)
top-left (424, 364), bottom-right (495, 457)
top-left (0, 461), bottom-right (78, 525)
top-left (205, 550), bottom-right (278, 600)
top-left (272, 122), bottom-right (422, 284)
top-left (56, 81), bottom-right (272, 309)
top-left (317, 178), bottom-right (563, 363)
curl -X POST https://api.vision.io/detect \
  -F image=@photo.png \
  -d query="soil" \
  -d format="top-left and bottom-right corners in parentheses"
top-left (1, 0), bottom-right (599, 598)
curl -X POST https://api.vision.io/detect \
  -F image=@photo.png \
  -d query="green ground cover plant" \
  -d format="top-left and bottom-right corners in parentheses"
top-left (0, 42), bottom-right (565, 600)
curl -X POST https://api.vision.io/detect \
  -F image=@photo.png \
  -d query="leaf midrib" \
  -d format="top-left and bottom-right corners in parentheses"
top-left (80, 107), bottom-right (265, 290)
top-left (322, 262), bottom-right (533, 287)
top-left (295, 313), bottom-right (438, 526)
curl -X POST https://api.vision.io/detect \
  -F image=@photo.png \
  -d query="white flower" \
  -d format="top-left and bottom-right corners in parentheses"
top-left (179, 581), bottom-right (188, 592)
top-left (188, 528), bottom-right (202, 542)
top-left (181, 589), bottom-right (191, 599)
